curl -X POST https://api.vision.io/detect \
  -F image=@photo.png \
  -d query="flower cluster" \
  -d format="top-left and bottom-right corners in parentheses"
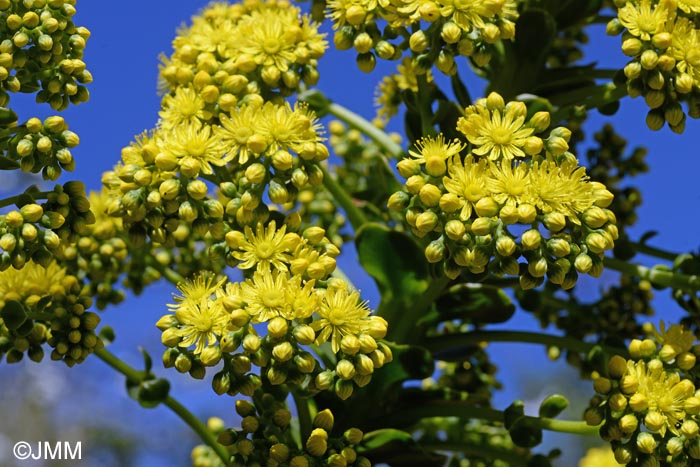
top-left (159, 0), bottom-right (326, 99)
top-left (0, 0), bottom-right (92, 110)
top-left (374, 57), bottom-right (433, 127)
top-left (389, 92), bottom-right (617, 289)
top-left (587, 322), bottom-right (700, 465)
top-left (157, 222), bottom-right (390, 401)
top-left (608, 0), bottom-right (700, 132)
top-left (0, 260), bottom-right (101, 366)
top-left (193, 402), bottom-right (370, 467)
top-left (5, 115), bottom-right (80, 180)
top-left (0, 181), bottom-right (92, 270)
top-left (329, 0), bottom-right (518, 73)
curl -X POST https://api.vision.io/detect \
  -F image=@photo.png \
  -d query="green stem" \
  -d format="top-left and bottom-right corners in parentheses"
top-left (629, 242), bottom-right (679, 262)
top-left (423, 330), bottom-right (628, 358)
top-left (387, 403), bottom-right (600, 436)
top-left (320, 165), bottom-right (368, 231)
top-left (416, 73), bottom-right (435, 137)
top-left (325, 102), bottom-right (404, 160)
top-left (0, 191), bottom-right (53, 209)
top-left (420, 442), bottom-right (527, 466)
top-left (385, 276), bottom-right (451, 343)
top-left (292, 391), bottom-right (313, 447)
top-left (605, 257), bottom-right (700, 291)
top-left (93, 348), bottom-right (230, 465)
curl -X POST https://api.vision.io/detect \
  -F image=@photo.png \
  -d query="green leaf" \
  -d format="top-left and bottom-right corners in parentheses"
top-left (359, 429), bottom-right (446, 467)
top-left (0, 156), bottom-right (19, 170)
top-left (0, 300), bottom-right (27, 330)
top-left (139, 346), bottom-right (153, 374)
top-left (425, 285), bottom-right (515, 325)
top-left (355, 224), bottom-right (430, 342)
top-left (538, 394), bottom-right (569, 418)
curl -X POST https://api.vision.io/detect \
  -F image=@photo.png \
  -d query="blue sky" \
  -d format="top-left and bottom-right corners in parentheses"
top-left (0, 2), bottom-right (698, 466)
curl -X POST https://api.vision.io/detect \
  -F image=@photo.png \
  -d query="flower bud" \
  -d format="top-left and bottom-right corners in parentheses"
top-left (268, 317), bottom-right (289, 339)
top-left (441, 22), bottom-right (461, 44)
top-left (619, 413), bottom-right (638, 434)
top-left (272, 342), bottom-right (294, 362)
top-left (439, 193), bottom-right (462, 213)
top-left (293, 325), bottom-right (315, 345)
top-left (419, 184), bottom-right (442, 207)
top-left (200, 345), bottom-right (222, 366)
top-left (356, 53), bottom-right (376, 73)
top-left (517, 204), bottom-right (537, 223)
top-left (306, 428), bottom-right (328, 456)
top-left (353, 32), bottom-right (373, 54)
top-left (621, 38), bottom-right (642, 56)
top-left (644, 411), bottom-right (665, 432)
top-left (444, 219), bottom-right (466, 240)
top-left (521, 229), bottom-right (541, 250)
top-left (636, 432), bottom-right (657, 454)
top-left (409, 31), bottom-right (428, 53)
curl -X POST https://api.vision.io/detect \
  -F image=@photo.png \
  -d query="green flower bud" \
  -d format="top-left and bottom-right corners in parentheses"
top-left (619, 413), bottom-right (638, 434)
top-left (676, 73), bottom-right (694, 94)
top-left (439, 193), bottom-right (462, 213)
top-left (640, 49), bottom-right (658, 70)
top-left (200, 346), bottom-right (222, 366)
top-left (644, 90), bottom-right (665, 109)
top-left (621, 38), bottom-right (642, 56)
top-left (527, 257), bottom-right (548, 278)
top-left (609, 393), bottom-right (628, 411)
top-left (636, 431), bottom-right (657, 454)
top-left (355, 354), bottom-right (374, 375)
top-left (667, 437), bottom-right (684, 456)
top-left (356, 52), bottom-right (376, 73)
top-left (470, 217), bottom-right (491, 236)
top-left (267, 366), bottom-right (287, 385)
top-left (315, 370), bottom-right (334, 390)
top-left (425, 238), bottom-right (445, 263)
top-left (294, 352), bottom-right (316, 373)
top-left (613, 445), bottom-right (633, 465)
top-left (409, 31), bottom-right (428, 53)
top-left (174, 353), bottom-right (192, 373)
top-left (415, 211), bottom-right (438, 233)
top-left (419, 184), bottom-right (442, 207)
top-left (353, 32), bottom-right (373, 54)
top-left (444, 219), bottom-right (466, 240)
top-left (306, 428), bottom-right (328, 456)
top-left (517, 204), bottom-right (537, 223)
top-left (333, 379), bottom-right (352, 400)
top-left (344, 428), bottom-right (364, 445)
top-left (270, 443), bottom-right (290, 463)
top-left (521, 229), bottom-right (541, 250)
top-left (293, 325), bottom-right (315, 345)
top-left (336, 359), bottom-right (356, 380)
top-left (644, 410), bottom-right (665, 432)
top-left (272, 342), bottom-right (294, 362)
top-left (441, 22), bottom-right (461, 44)
top-left (242, 333), bottom-right (261, 353)
top-left (268, 317), bottom-right (289, 339)
top-left (586, 232), bottom-right (611, 254)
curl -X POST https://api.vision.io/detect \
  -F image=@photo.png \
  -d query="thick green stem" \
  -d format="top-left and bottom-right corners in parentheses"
top-left (420, 442), bottom-right (528, 466)
top-left (320, 165), bottom-right (368, 231)
top-left (94, 348), bottom-right (230, 465)
top-left (630, 242), bottom-right (679, 262)
top-left (550, 82), bottom-right (627, 122)
top-left (416, 74), bottom-right (435, 137)
top-left (387, 403), bottom-right (600, 436)
top-left (423, 330), bottom-right (627, 357)
top-left (605, 257), bottom-right (700, 291)
top-left (292, 391), bottom-right (313, 447)
top-left (326, 102), bottom-right (404, 159)
top-left (385, 276), bottom-right (451, 343)
top-left (0, 191), bottom-right (53, 209)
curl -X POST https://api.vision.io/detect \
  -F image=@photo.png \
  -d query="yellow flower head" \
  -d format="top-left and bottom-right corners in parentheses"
top-left (523, 158), bottom-right (594, 220)
top-left (167, 273), bottom-right (229, 354)
top-left (618, 0), bottom-right (674, 41)
top-left (259, 102), bottom-right (324, 156)
top-left (487, 159), bottom-right (529, 206)
top-left (311, 284), bottom-right (372, 353)
top-left (328, 0), bottom-right (378, 29)
top-left (442, 154), bottom-right (490, 220)
top-left (624, 359), bottom-right (695, 436)
top-left (652, 321), bottom-right (696, 355)
top-left (217, 103), bottom-right (263, 165)
top-left (88, 189), bottom-right (123, 240)
top-left (578, 446), bottom-right (618, 467)
top-left (158, 86), bottom-right (207, 130)
top-left (157, 121), bottom-right (228, 176)
top-left (437, 0), bottom-right (490, 32)
top-left (0, 261), bottom-right (68, 301)
top-left (240, 268), bottom-right (317, 322)
top-left (457, 95), bottom-right (535, 161)
top-left (409, 134), bottom-right (465, 177)
top-left (230, 220), bottom-right (300, 272)
top-left (671, 17), bottom-right (700, 83)
top-left (678, 0), bottom-right (700, 14)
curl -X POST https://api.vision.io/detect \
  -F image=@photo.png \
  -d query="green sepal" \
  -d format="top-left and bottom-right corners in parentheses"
top-left (538, 394), bottom-right (569, 418)
top-left (0, 300), bottom-right (27, 330)
top-left (99, 326), bottom-right (115, 345)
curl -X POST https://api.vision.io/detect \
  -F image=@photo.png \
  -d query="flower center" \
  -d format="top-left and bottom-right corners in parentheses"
top-left (254, 241), bottom-right (275, 259)
top-left (490, 127), bottom-right (513, 145)
top-left (262, 290), bottom-right (285, 309)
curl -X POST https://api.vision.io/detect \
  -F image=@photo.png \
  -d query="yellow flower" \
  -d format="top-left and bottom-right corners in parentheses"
top-left (311, 284), bottom-right (371, 353)
top-left (437, 0), bottom-right (489, 31)
top-left (409, 134), bottom-right (465, 177)
top-left (157, 121), bottom-right (228, 176)
top-left (671, 17), bottom-right (700, 84)
top-left (230, 220), bottom-right (299, 272)
top-left (240, 269), bottom-right (294, 322)
top-left (217, 103), bottom-right (263, 165)
top-left (617, 0), bottom-right (673, 41)
top-left (457, 100), bottom-right (535, 161)
top-left (487, 160), bottom-right (529, 206)
top-left (652, 322), bottom-right (695, 355)
top-left (0, 261), bottom-right (67, 300)
top-left (442, 154), bottom-right (490, 220)
top-left (523, 158), bottom-right (594, 220)
top-left (678, 0), bottom-right (700, 14)
top-left (258, 102), bottom-right (324, 155)
top-left (167, 273), bottom-right (229, 354)
top-left (88, 189), bottom-right (123, 239)
top-left (327, 0), bottom-right (378, 29)
top-left (158, 86), bottom-right (206, 130)
top-left (624, 359), bottom-right (695, 436)
top-left (578, 446), bottom-right (618, 467)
